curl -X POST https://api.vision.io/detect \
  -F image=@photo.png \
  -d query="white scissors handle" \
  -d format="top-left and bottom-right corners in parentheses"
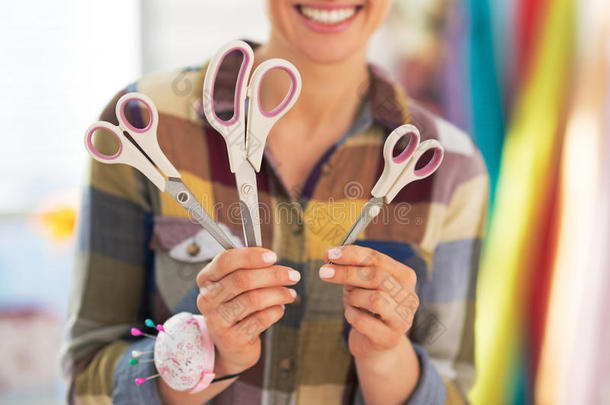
top-left (84, 119), bottom-right (167, 190)
top-left (84, 93), bottom-right (180, 191)
top-left (115, 93), bottom-right (181, 179)
top-left (202, 40), bottom-right (254, 173)
top-left (246, 58), bottom-right (302, 172)
top-left (371, 124), bottom-right (444, 203)
top-left (84, 93), bottom-right (238, 250)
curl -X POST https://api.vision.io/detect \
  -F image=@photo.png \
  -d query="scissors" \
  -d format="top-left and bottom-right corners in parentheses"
top-left (84, 92), bottom-right (237, 250)
top-left (202, 40), bottom-right (302, 247)
top-left (341, 124), bottom-right (445, 246)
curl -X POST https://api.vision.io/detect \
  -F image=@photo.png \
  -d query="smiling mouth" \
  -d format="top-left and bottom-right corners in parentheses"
top-left (294, 4), bottom-right (363, 25)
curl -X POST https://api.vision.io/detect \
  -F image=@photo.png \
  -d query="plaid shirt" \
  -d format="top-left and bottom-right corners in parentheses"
top-left (61, 46), bottom-right (488, 405)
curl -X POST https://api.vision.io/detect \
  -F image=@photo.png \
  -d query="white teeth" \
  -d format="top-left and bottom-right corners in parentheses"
top-left (300, 6), bottom-right (356, 25)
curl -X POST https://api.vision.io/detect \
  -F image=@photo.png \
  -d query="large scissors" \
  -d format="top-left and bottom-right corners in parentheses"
top-left (84, 92), bottom-right (237, 250)
top-left (203, 40), bottom-right (302, 247)
top-left (341, 124), bottom-right (445, 246)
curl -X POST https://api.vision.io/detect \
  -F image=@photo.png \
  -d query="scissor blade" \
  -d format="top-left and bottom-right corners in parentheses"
top-left (341, 198), bottom-right (384, 246)
top-left (165, 178), bottom-right (236, 250)
top-left (234, 162), bottom-right (262, 247)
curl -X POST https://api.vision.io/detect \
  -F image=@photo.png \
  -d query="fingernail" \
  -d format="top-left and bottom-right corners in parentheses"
top-left (288, 270), bottom-right (301, 282)
top-left (319, 266), bottom-right (335, 279)
top-left (327, 248), bottom-right (342, 260)
top-left (288, 288), bottom-right (297, 298)
top-left (262, 252), bottom-right (277, 264)
top-left (281, 304), bottom-right (285, 310)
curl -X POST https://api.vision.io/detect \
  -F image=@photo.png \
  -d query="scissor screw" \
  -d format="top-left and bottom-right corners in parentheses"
top-left (177, 191), bottom-right (189, 203)
top-left (368, 205), bottom-right (381, 218)
top-left (241, 184), bottom-right (254, 195)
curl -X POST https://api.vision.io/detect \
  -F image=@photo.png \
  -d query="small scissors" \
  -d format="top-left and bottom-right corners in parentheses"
top-left (341, 124), bottom-right (445, 246)
top-left (84, 92), bottom-right (237, 250)
top-left (203, 40), bottom-right (302, 247)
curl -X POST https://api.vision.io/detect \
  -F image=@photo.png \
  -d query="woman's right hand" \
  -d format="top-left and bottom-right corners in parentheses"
top-left (196, 248), bottom-right (300, 375)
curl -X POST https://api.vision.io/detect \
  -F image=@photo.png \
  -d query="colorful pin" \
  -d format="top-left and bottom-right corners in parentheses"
top-left (143, 318), bottom-right (173, 338)
top-left (131, 350), bottom-right (153, 358)
top-left (134, 374), bottom-right (159, 386)
top-left (130, 328), bottom-right (156, 339)
top-left (156, 324), bottom-right (175, 339)
top-left (130, 358), bottom-right (154, 365)
top-left (131, 319), bottom-right (175, 388)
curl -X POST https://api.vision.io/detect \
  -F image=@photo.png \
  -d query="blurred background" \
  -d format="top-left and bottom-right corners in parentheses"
top-left (0, 0), bottom-right (608, 404)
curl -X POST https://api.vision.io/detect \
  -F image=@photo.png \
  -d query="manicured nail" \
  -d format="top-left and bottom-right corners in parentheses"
top-left (319, 266), bottom-right (335, 279)
top-left (288, 288), bottom-right (297, 298)
top-left (327, 248), bottom-right (342, 260)
top-left (262, 252), bottom-right (277, 264)
top-left (288, 270), bottom-right (301, 282)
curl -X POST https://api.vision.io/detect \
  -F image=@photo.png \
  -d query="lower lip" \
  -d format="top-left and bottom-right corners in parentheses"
top-left (294, 7), bottom-right (361, 34)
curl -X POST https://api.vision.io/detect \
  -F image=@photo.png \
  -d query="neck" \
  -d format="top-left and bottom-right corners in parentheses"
top-left (254, 33), bottom-right (370, 135)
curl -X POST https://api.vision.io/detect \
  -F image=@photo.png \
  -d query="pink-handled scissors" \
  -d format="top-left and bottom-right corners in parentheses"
top-left (203, 40), bottom-right (302, 247)
top-left (341, 124), bottom-right (445, 246)
top-left (84, 92), bottom-right (237, 250)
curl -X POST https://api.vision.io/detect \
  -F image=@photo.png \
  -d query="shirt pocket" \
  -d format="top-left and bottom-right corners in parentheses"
top-left (150, 216), bottom-right (243, 311)
top-left (151, 216), bottom-right (243, 263)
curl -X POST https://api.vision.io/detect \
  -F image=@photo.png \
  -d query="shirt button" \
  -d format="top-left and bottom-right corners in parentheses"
top-left (279, 358), bottom-right (294, 374)
top-left (291, 222), bottom-right (303, 234)
top-left (186, 242), bottom-right (200, 257)
top-left (290, 203), bottom-right (304, 234)
top-left (321, 162), bottom-right (333, 175)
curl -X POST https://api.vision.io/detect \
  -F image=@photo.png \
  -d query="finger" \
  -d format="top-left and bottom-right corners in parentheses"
top-left (319, 263), bottom-right (386, 289)
top-left (196, 247), bottom-right (277, 286)
top-left (199, 266), bottom-right (301, 306)
top-left (344, 287), bottom-right (407, 330)
top-left (325, 245), bottom-right (411, 283)
top-left (344, 303), bottom-right (401, 350)
top-left (230, 304), bottom-right (286, 345)
top-left (212, 286), bottom-right (296, 328)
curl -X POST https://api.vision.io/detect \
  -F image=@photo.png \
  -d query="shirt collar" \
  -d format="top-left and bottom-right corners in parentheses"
top-left (367, 64), bottom-right (410, 130)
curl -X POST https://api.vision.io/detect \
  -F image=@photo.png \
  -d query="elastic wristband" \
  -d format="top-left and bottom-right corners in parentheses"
top-left (211, 371), bottom-right (243, 383)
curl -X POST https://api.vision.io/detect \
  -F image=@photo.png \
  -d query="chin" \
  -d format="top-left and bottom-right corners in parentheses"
top-left (295, 38), bottom-right (364, 64)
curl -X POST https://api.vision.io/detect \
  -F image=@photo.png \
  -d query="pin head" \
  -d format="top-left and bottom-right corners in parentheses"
top-left (135, 378), bottom-right (146, 386)
top-left (131, 328), bottom-right (142, 337)
top-left (129, 358), bottom-right (139, 365)
top-left (156, 324), bottom-right (166, 332)
top-left (145, 319), bottom-right (155, 328)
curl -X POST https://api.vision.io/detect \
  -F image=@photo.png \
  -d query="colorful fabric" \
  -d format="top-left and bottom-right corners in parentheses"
top-left (536, 3), bottom-right (610, 403)
top-left (60, 44), bottom-right (489, 404)
top-left (467, 0), bottom-right (505, 208)
top-left (470, 0), bottom-right (573, 403)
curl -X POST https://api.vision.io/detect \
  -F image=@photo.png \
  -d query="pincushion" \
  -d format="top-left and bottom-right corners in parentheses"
top-left (135, 312), bottom-right (216, 393)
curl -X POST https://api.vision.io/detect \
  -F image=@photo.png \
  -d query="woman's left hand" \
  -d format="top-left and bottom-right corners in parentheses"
top-left (319, 245), bottom-right (420, 359)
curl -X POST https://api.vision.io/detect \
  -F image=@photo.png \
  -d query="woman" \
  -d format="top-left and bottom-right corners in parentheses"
top-left (62, 1), bottom-right (488, 404)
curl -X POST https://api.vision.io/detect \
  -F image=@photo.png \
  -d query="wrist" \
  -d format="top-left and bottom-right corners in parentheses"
top-left (214, 355), bottom-right (249, 377)
top-left (354, 335), bottom-right (411, 376)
